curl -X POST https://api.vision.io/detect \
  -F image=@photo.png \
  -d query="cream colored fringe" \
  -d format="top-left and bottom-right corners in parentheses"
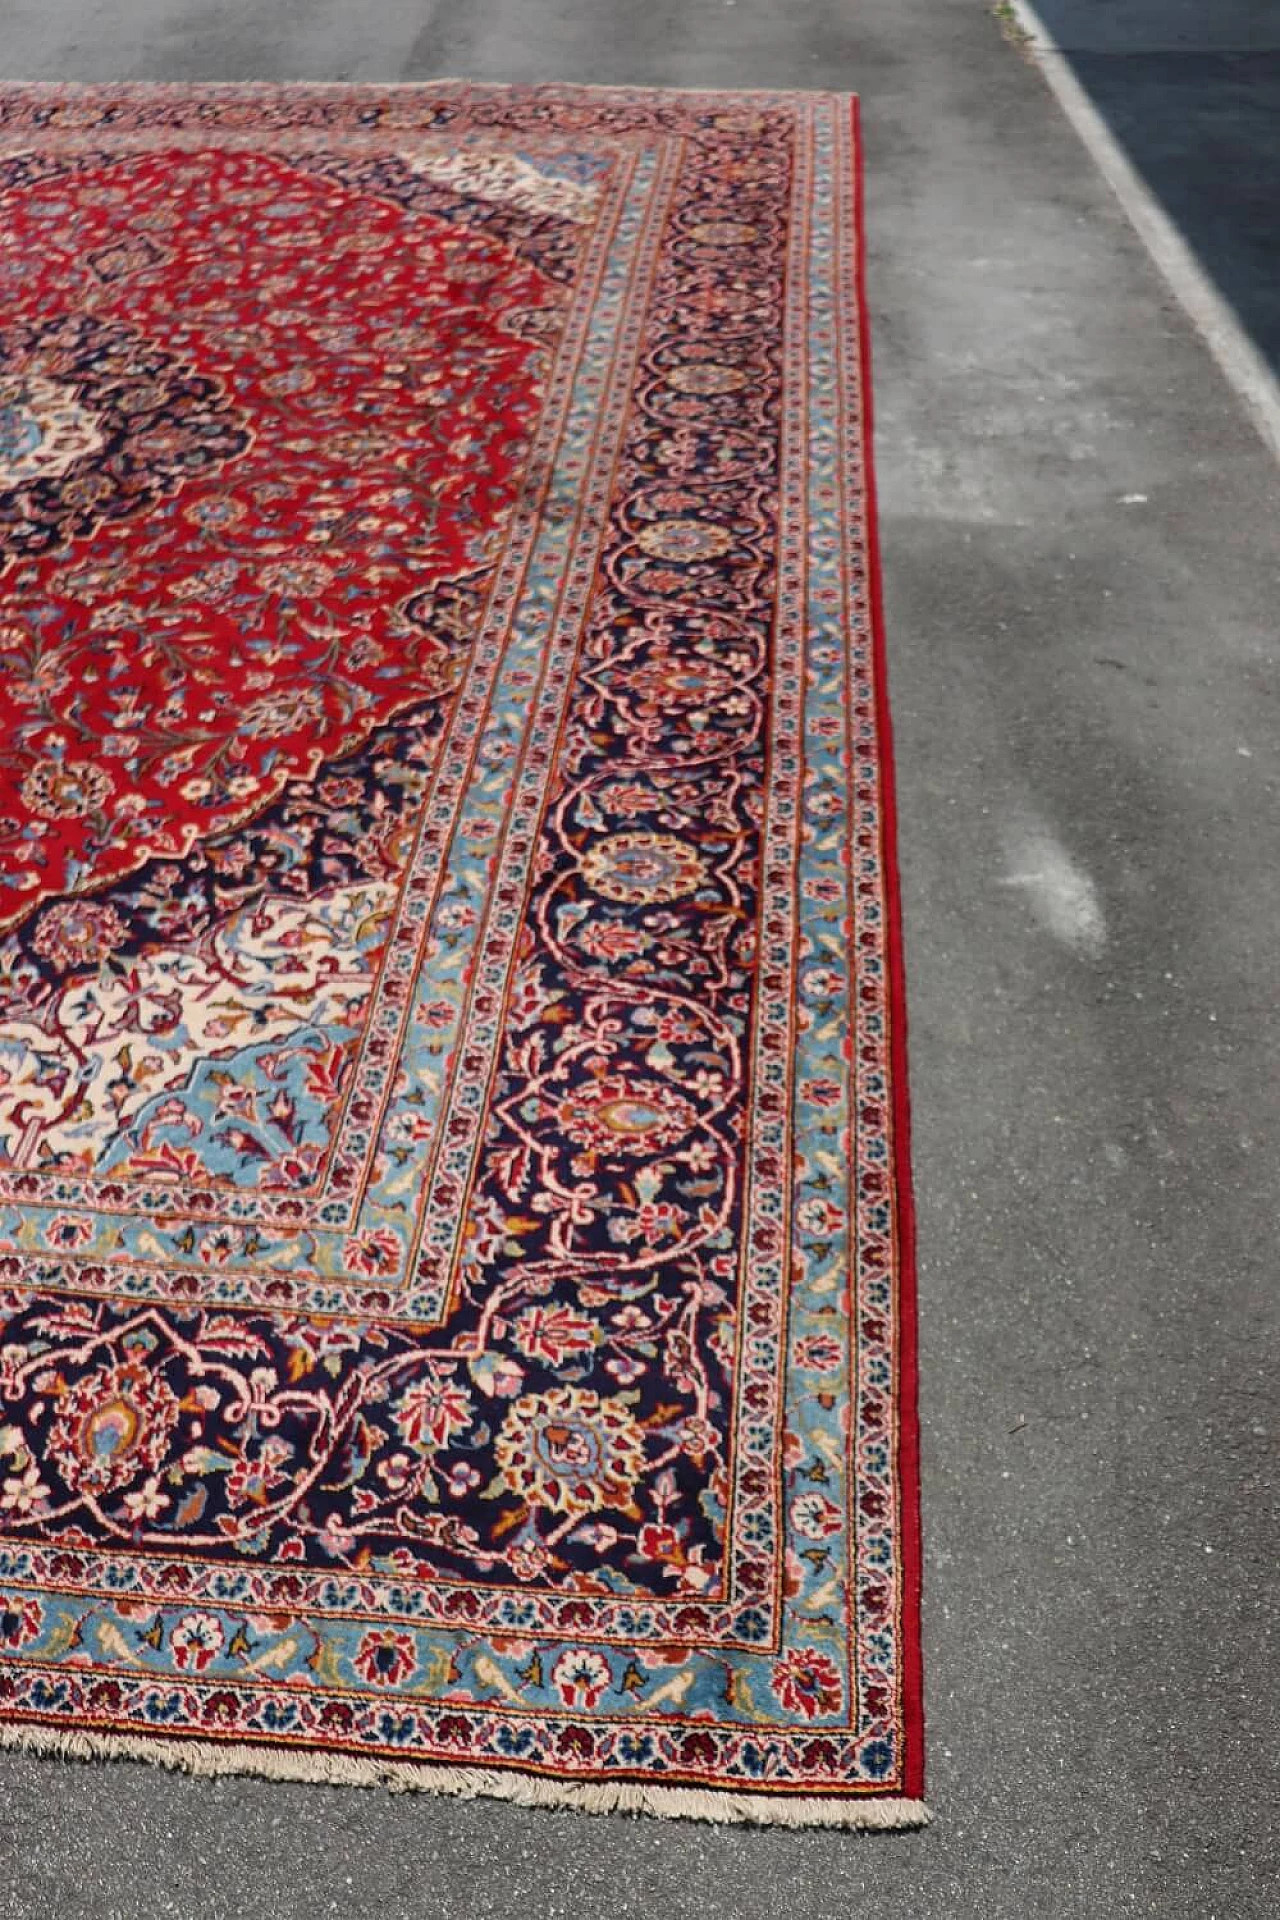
top-left (0, 1721), bottom-right (929, 1830)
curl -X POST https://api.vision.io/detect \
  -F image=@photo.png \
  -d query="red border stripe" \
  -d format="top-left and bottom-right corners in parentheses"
top-left (851, 94), bottom-right (926, 1801)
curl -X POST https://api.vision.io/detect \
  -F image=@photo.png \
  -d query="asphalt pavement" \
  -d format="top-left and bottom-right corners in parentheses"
top-left (0, 3), bottom-right (1277, 1916)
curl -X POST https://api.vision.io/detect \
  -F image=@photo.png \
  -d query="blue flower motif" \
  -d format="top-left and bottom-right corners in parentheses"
top-left (258, 1699), bottom-right (299, 1733)
top-left (29, 1677), bottom-right (70, 1712)
top-left (735, 1609), bottom-right (770, 1644)
top-left (374, 1711), bottom-right (417, 1747)
top-left (141, 1689), bottom-right (186, 1724)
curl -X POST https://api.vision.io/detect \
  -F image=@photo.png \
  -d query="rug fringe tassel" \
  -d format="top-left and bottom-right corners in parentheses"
top-left (0, 1721), bottom-right (929, 1830)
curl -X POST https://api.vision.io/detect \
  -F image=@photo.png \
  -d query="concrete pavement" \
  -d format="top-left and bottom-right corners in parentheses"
top-left (1, 4), bottom-right (1277, 1916)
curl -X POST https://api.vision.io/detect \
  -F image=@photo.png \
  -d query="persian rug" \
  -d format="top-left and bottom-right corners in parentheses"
top-left (0, 82), bottom-right (924, 1828)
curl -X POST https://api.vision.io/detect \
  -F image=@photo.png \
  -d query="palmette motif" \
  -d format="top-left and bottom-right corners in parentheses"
top-left (0, 83), bottom-right (921, 1819)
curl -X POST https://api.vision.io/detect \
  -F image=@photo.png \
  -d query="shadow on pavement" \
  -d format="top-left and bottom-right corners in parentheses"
top-left (1027, 1), bottom-right (1280, 380)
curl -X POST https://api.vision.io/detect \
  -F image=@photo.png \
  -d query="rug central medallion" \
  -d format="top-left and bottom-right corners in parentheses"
top-left (0, 84), bottom-right (923, 1828)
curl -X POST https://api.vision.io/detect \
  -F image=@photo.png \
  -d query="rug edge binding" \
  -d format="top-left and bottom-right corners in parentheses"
top-left (0, 1721), bottom-right (930, 1830)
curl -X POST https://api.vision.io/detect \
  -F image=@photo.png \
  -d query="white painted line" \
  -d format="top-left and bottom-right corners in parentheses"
top-left (1005, 0), bottom-right (1280, 467)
